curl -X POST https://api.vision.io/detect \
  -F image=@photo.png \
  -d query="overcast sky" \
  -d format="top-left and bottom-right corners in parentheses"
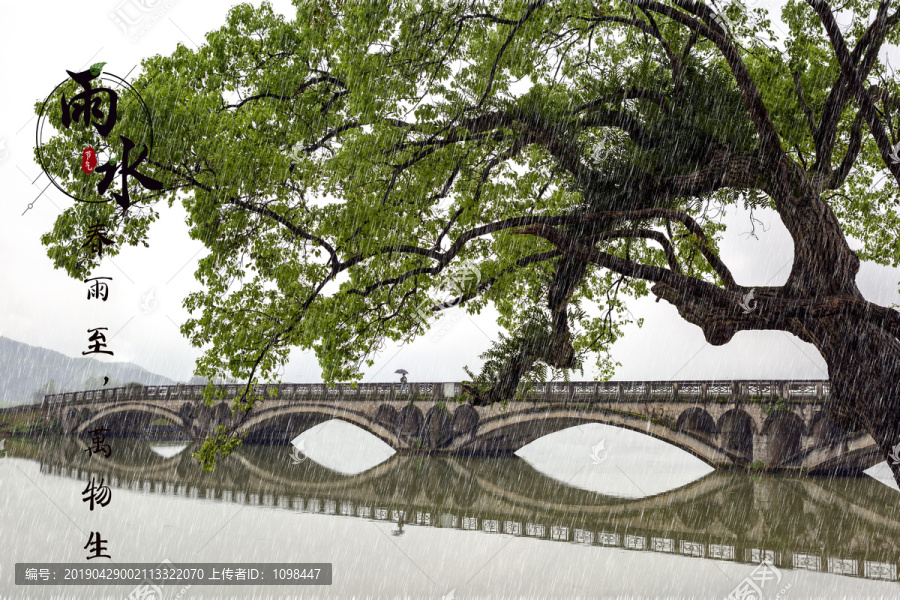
top-left (1, 0), bottom-right (898, 385)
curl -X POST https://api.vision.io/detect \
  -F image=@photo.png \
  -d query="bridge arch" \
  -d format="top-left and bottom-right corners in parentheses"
top-left (398, 405), bottom-right (424, 441)
top-left (717, 409), bottom-right (756, 458)
top-left (453, 409), bottom-right (733, 466)
top-left (808, 412), bottom-right (849, 444)
top-left (72, 403), bottom-right (187, 437)
top-left (235, 406), bottom-right (401, 448)
top-left (802, 434), bottom-right (882, 474)
top-left (676, 407), bottom-right (718, 438)
top-left (795, 412), bottom-right (883, 473)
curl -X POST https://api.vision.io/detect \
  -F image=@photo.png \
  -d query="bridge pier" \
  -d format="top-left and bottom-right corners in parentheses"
top-left (751, 434), bottom-right (769, 466)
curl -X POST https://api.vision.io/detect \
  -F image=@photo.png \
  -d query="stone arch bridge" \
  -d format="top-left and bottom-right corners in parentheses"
top-left (41, 380), bottom-right (880, 474)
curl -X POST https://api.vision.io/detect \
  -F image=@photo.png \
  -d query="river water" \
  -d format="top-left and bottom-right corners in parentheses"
top-left (1, 423), bottom-right (899, 599)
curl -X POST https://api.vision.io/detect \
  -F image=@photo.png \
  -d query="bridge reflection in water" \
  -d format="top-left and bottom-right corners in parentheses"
top-left (18, 437), bottom-right (900, 585)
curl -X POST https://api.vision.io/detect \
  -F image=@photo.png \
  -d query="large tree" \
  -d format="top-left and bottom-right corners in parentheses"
top-left (37, 0), bottom-right (900, 478)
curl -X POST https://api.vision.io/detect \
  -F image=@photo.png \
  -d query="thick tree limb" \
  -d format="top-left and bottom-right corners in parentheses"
top-left (515, 223), bottom-right (900, 345)
top-left (809, 0), bottom-right (900, 188)
top-left (829, 109), bottom-right (865, 189)
top-left (812, 2), bottom-right (900, 172)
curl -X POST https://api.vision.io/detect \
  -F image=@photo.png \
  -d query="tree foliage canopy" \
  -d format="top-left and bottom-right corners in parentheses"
top-left (36, 0), bottom-right (900, 470)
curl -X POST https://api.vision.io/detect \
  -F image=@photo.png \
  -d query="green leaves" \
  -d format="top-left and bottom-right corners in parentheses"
top-left (193, 425), bottom-right (246, 471)
top-left (89, 62), bottom-right (106, 77)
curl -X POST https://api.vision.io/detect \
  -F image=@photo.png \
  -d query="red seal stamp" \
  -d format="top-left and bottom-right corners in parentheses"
top-left (81, 147), bottom-right (98, 174)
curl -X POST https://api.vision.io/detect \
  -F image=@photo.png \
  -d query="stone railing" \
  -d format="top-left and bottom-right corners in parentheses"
top-left (42, 380), bottom-right (830, 406)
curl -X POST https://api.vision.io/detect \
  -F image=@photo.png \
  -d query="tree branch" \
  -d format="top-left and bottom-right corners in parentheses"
top-left (808, 0), bottom-right (900, 188)
top-left (598, 228), bottom-right (681, 273)
top-left (628, 0), bottom-right (788, 167)
top-left (792, 70), bottom-right (818, 138)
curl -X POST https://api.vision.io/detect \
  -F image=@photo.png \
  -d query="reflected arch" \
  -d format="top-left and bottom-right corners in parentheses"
top-left (230, 450), bottom-right (403, 493)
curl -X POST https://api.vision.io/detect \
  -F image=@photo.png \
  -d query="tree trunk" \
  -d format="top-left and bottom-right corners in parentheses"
top-left (470, 150), bottom-right (900, 486)
top-left (813, 315), bottom-right (900, 485)
top-left (472, 252), bottom-right (586, 405)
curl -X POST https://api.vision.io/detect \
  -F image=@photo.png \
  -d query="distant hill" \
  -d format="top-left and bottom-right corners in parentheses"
top-left (0, 336), bottom-right (174, 406)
